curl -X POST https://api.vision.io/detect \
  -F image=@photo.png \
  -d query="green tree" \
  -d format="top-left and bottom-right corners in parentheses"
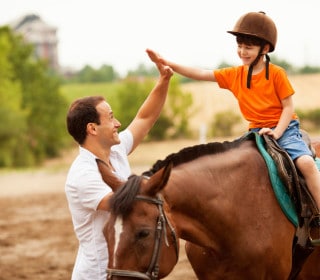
top-left (114, 76), bottom-right (193, 140)
top-left (0, 26), bottom-right (68, 167)
top-left (298, 65), bottom-right (320, 74)
top-left (0, 28), bottom-right (29, 166)
top-left (113, 77), bottom-right (152, 128)
top-left (164, 76), bottom-right (194, 138)
top-left (70, 64), bottom-right (119, 83)
top-left (211, 110), bottom-right (241, 137)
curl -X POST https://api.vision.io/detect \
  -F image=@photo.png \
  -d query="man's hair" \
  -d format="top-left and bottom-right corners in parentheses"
top-left (236, 34), bottom-right (267, 48)
top-left (66, 96), bottom-right (105, 144)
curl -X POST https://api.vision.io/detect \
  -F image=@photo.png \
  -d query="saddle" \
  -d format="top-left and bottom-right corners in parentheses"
top-left (260, 134), bottom-right (318, 280)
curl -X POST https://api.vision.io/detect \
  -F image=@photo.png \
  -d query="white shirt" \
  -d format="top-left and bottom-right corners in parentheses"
top-left (65, 129), bottom-right (133, 280)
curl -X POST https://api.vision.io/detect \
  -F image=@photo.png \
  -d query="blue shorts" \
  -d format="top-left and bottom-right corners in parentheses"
top-left (251, 120), bottom-right (312, 161)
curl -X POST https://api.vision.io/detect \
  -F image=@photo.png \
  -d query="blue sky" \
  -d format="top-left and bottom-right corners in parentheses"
top-left (1, 0), bottom-right (319, 75)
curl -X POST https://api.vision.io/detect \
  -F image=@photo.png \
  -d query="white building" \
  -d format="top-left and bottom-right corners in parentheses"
top-left (10, 14), bottom-right (59, 71)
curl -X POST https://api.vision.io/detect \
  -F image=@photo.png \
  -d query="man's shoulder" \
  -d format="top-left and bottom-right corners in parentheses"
top-left (66, 152), bottom-right (98, 183)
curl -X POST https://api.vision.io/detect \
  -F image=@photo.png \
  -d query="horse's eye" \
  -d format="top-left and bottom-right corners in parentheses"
top-left (136, 229), bottom-right (150, 240)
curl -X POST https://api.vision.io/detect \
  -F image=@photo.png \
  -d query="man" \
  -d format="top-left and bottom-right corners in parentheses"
top-left (65, 49), bottom-right (173, 280)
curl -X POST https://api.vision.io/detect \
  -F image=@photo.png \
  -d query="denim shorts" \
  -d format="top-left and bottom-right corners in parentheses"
top-left (250, 120), bottom-right (312, 160)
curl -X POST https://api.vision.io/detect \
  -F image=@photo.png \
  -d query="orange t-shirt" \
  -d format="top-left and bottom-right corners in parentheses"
top-left (214, 64), bottom-right (298, 129)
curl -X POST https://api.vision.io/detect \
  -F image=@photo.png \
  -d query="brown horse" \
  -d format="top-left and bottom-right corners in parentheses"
top-left (100, 134), bottom-right (313, 279)
top-left (98, 133), bottom-right (320, 280)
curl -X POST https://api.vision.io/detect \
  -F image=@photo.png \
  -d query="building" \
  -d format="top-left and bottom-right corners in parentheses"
top-left (10, 14), bottom-right (59, 71)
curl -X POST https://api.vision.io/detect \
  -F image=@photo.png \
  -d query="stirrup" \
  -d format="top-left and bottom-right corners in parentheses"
top-left (309, 214), bottom-right (320, 246)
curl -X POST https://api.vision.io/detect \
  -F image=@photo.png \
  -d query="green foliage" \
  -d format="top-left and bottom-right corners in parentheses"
top-left (217, 61), bottom-right (233, 69)
top-left (64, 64), bottom-right (119, 83)
top-left (268, 55), bottom-right (295, 74)
top-left (0, 27), bottom-right (68, 167)
top-left (164, 76), bottom-right (194, 138)
top-left (127, 64), bottom-right (159, 77)
top-left (113, 77), bottom-right (151, 129)
top-left (211, 110), bottom-right (241, 137)
top-left (299, 65), bottom-right (320, 74)
top-left (297, 108), bottom-right (320, 133)
top-left (148, 115), bottom-right (173, 140)
top-left (112, 76), bottom-right (193, 140)
top-left (61, 82), bottom-right (121, 104)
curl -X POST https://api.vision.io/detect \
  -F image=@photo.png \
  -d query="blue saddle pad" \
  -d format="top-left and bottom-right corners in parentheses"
top-left (253, 133), bottom-right (299, 226)
top-left (250, 132), bottom-right (320, 227)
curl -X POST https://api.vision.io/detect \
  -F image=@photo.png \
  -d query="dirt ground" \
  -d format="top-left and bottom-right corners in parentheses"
top-left (0, 141), bottom-right (197, 280)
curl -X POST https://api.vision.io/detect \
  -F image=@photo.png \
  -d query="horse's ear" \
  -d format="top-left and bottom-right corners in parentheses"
top-left (145, 161), bottom-right (172, 196)
top-left (96, 158), bottom-right (124, 191)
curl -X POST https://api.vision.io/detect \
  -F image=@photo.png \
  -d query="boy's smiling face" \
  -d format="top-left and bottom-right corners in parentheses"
top-left (237, 43), bottom-right (261, 66)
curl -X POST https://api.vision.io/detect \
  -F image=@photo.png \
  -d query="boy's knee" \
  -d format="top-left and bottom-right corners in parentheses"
top-left (295, 155), bottom-right (315, 171)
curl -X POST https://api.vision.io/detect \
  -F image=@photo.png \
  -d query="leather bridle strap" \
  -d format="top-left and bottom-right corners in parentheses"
top-left (135, 195), bottom-right (166, 279)
top-left (107, 269), bottom-right (151, 280)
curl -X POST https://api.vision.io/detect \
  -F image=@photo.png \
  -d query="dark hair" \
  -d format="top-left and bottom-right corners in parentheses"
top-left (66, 96), bottom-right (105, 144)
top-left (236, 34), bottom-right (267, 48)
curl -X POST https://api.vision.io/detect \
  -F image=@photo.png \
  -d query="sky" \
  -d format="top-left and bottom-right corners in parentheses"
top-left (1, 0), bottom-right (319, 76)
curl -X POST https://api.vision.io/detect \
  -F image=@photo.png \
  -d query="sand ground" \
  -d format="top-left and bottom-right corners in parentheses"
top-left (0, 141), bottom-right (197, 280)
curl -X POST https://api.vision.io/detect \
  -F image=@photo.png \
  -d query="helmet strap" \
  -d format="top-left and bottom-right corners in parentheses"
top-left (246, 54), bottom-right (260, 89)
top-left (247, 64), bottom-right (254, 89)
top-left (246, 48), bottom-right (270, 89)
top-left (265, 54), bottom-right (270, 80)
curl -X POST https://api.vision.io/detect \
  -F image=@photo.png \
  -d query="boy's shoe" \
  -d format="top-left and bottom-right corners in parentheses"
top-left (309, 215), bottom-right (320, 246)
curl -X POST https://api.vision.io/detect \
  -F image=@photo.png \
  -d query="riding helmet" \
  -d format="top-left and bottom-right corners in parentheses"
top-left (227, 11), bottom-right (277, 52)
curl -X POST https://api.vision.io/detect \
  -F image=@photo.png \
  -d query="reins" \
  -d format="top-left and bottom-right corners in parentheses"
top-left (107, 194), bottom-right (179, 280)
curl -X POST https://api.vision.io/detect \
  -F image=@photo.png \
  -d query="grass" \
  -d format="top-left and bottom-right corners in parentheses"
top-left (61, 82), bottom-right (122, 104)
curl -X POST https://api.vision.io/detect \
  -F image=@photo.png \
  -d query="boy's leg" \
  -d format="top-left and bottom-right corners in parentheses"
top-left (295, 155), bottom-right (320, 212)
top-left (295, 155), bottom-right (320, 245)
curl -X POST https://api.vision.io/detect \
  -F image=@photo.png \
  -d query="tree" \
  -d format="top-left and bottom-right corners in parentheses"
top-left (114, 76), bottom-right (193, 140)
top-left (67, 64), bottom-right (119, 83)
top-left (211, 110), bottom-right (241, 137)
top-left (0, 28), bottom-right (28, 166)
top-left (0, 26), bottom-right (68, 167)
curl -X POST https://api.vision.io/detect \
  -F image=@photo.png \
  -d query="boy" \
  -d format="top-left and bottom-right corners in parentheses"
top-left (147, 11), bottom-right (320, 244)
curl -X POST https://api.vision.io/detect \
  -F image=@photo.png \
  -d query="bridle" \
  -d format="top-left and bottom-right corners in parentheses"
top-left (106, 194), bottom-right (179, 280)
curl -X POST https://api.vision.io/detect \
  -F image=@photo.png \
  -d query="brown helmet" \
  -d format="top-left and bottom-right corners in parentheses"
top-left (227, 11), bottom-right (277, 52)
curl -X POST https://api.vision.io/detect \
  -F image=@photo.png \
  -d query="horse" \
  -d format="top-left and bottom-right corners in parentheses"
top-left (98, 133), bottom-right (320, 280)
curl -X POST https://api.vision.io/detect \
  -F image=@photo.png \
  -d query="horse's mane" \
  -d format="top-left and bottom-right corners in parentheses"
top-left (142, 137), bottom-right (244, 177)
top-left (110, 174), bottom-right (142, 217)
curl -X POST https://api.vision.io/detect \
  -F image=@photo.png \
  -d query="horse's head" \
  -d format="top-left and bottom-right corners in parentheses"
top-left (97, 159), bottom-right (179, 280)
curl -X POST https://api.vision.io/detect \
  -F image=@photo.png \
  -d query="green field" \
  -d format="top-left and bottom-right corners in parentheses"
top-left (61, 82), bottom-right (122, 104)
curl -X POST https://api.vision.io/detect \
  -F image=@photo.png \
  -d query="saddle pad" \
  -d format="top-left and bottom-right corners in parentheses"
top-left (252, 132), bottom-right (299, 227)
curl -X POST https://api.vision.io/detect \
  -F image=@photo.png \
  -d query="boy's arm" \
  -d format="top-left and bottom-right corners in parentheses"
top-left (146, 48), bottom-right (216, 82)
top-left (258, 95), bottom-right (294, 140)
top-left (273, 96), bottom-right (295, 138)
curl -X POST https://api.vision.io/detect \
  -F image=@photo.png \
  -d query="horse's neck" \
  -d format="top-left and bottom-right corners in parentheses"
top-left (162, 141), bottom-right (279, 247)
top-left (162, 158), bottom-right (224, 245)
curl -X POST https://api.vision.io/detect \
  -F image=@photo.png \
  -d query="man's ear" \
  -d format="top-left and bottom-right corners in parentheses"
top-left (87, 123), bottom-right (97, 135)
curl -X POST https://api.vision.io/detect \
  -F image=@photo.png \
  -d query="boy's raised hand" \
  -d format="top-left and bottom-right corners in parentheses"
top-left (146, 49), bottom-right (172, 78)
top-left (146, 49), bottom-right (165, 65)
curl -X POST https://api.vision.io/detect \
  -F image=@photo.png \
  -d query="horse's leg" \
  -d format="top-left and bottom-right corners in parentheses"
top-left (296, 246), bottom-right (320, 280)
top-left (185, 242), bottom-right (213, 280)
